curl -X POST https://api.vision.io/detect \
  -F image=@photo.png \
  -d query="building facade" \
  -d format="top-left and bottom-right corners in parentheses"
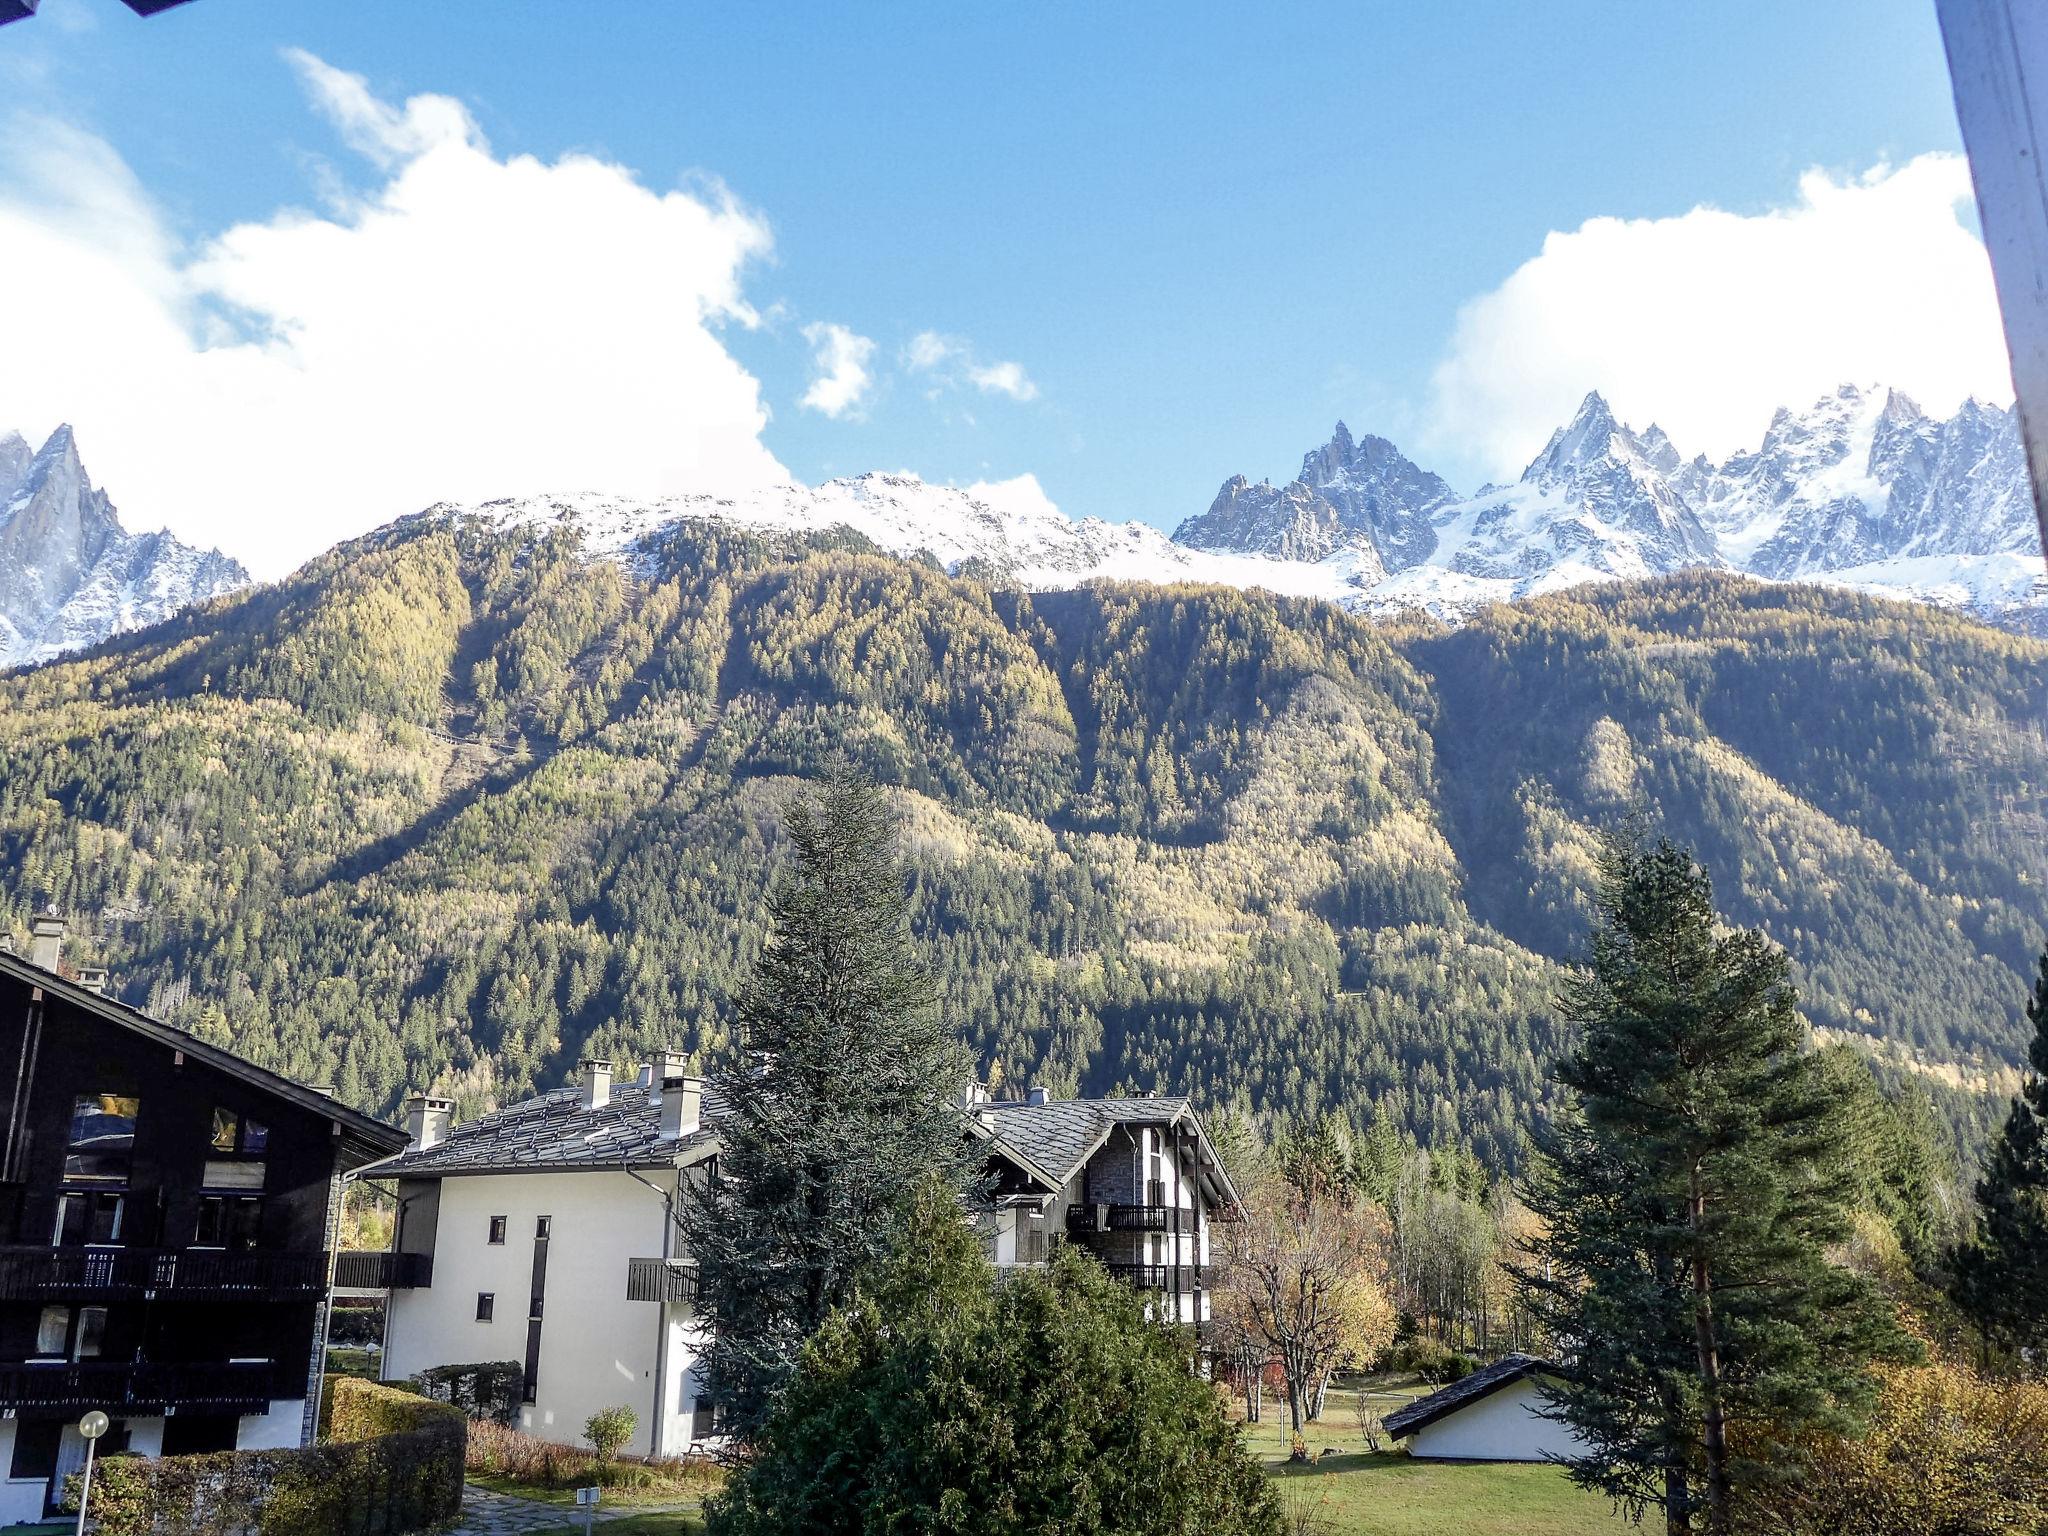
top-left (0, 924), bottom-right (407, 1523)
top-left (361, 1067), bottom-right (1240, 1458)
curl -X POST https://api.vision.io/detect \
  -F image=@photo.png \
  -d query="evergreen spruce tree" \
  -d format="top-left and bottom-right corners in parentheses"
top-left (1952, 947), bottom-right (2048, 1365)
top-left (1517, 832), bottom-right (1911, 1536)
top-left (679, 766), bottom-right (978, 1437)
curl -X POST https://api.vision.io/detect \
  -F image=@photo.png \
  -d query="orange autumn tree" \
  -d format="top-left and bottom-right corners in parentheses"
top-left (1214, 1169), bottom-right (1398, 1444)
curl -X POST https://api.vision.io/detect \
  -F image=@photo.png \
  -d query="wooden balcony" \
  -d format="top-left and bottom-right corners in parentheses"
top-left (332, 1250), bottom-right (435, 1291)
top-left (0, 1359), bottom-right (277, 1413)
top-left (1065, 1203), bottom-right (1198, 1235)
top-left (1101, 1262), bottom-right (1205, 1294)
top-left (0, 1246), bottom-right (330, 1300)
top-left (625, 1258), bottom-right (698, 1303)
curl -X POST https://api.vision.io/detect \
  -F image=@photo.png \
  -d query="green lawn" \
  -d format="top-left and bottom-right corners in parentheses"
top-left (537, 1516), bottom-right (703, 1535)
top-left (1239, 1391), bottom-right (1638, 1536)
top-left (467, 1471), bottom-right (709, 1512)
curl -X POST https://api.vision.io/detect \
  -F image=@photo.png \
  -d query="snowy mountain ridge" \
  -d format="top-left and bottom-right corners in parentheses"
top-left (1174, 384), bottom-right (2045, 631)
top-left (0, 426), bottom-right (249, 667)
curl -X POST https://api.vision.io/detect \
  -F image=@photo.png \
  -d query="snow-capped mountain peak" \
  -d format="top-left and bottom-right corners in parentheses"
top-left (0, 426), bottom-right (250, 668)
top-left (1182, 385), bottom-right (2044, 633)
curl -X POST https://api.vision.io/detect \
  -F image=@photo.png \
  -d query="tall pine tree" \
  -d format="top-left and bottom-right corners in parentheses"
top-left (1518, 832), bottom-right (1910, 1536)
top-left (679, 766), bottom-right (978, 1436)
top-left (1952, 947), bottom-right (2048, 1365)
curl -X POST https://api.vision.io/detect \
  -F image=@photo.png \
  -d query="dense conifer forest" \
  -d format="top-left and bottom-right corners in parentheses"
top-left (1, 512), bottom-right (2042, 1168)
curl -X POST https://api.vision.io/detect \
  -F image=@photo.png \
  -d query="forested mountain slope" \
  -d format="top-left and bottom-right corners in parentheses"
top-left (0, 513), bottom-right (2041, 1167)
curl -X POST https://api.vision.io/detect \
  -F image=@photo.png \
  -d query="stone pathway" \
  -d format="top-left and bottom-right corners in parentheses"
top-left (446, 1482), bottom-right (687, 1534)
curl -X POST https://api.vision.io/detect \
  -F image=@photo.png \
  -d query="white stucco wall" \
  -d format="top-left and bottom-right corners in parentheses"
top-left (384, 1168), bottom-right (703, 1458)
top-left (1406, 1377), bottom-right (1588, 1462)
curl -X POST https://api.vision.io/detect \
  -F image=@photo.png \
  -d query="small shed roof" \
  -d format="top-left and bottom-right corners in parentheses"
top-left (1382, 1354), bottom-right (1560, 1440)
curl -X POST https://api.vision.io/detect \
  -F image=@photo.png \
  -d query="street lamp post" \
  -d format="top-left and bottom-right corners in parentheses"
top-left (73, 1411), bottom-right (109, 1536)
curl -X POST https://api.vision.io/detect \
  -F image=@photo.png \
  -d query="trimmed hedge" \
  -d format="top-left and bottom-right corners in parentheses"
top-left (408, 1359), bottom-right (524, 1424)
top-left (69, 1376), bottom-right (464, 1536)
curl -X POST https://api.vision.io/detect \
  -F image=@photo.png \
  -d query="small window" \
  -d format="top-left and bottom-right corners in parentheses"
top-left (476, 1292), bottom-right (495, 1322)
top-left (162, 1414), bottom-right (238, 1456)
top-left (54, 1191), bottom-right (124, 1247)
top-left (9, 1420), bottom-right (60, 1480)
top-left (195, 1196), bottom-right (262, 1250)
top-left (34, 1305), bottom-right (68, 1357)
top-left (74, 1307), bottom-right (106, 1361)
top-left (535, 1216), bottom-right (551, 1240)
top-left (65, 1095), bottom-right (139, 1185)
top-left (488, 1216), bottom-right (507, 1245)
top-left (210, 1109), bottom-right (269, 1158)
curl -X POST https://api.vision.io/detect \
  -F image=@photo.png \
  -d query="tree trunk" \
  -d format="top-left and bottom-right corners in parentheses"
top-left (1664, 1462), bottom-right (1689, 1536)
top-left (1690, 1172), bottom-right (1729, 1536)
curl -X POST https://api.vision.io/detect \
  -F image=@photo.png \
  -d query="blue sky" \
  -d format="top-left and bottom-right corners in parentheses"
top-left (0, 0), bottom-right (2008, 574)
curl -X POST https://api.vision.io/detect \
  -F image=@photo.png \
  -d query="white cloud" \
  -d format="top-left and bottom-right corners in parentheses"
top-left (0, 53), bottom-right (789, 577)
top-left (1424, 154), bottom-right (2014, 483)
top-left (966, 359), bottom-right (1039, 402)
top-left (798, 321), bottom-right (876, 419)
top-left (904, 330), bottom-right (1038, 403)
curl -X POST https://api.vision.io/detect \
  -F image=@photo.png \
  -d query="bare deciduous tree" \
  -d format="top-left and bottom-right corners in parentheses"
top-left (1213, 1172), bottom-right (1398, 1445)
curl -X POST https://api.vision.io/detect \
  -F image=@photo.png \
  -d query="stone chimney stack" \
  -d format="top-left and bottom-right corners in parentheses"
top-left (959, 1080), bottom-right (991, 1111)
top-left (76, 967), bottom-right (108, 996)
top-left (403, 1095), bottom-right (453, 1151)
top-left (661, 1073), bottom-right (704, 1140)
top-left (1025, 1085), bottom-right (1049, 1107)
top-left (650, 1049), bottom-right (688, 1107)
top-left (580, 1058), bottom-right (614, 1110)
top-left (28, 912), bottom-right (63, 972)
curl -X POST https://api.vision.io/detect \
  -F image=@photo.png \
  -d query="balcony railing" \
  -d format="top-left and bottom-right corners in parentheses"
top-left (0, 1359), bottom-right (277, 1413)
top-left (1101, 1262), bottom-right (1205, 1294)
top-left (333, 1250), bottom-right (435, 1291)
top-left (625, 1258), bottom-right (698, 1303)
top-left (0, 1246), bottom-right (331, 1300)
top-left (1065, 1203), bottom-right (1197, 1235)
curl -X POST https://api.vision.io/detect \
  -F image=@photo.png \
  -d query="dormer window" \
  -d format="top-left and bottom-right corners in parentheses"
top-left (65, 1095), bottom-right (138, 1185)
top-left (203, 1108), bottom-right (269, 1193)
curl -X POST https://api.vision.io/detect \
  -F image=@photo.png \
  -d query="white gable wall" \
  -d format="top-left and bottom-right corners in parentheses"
top-left (385, 1168), bottom-right (703, 1458)
top-left (1406, 1377), bottom-right (1588, 1462)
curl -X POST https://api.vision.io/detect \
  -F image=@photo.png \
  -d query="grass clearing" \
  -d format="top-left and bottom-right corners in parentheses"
top-left (1237, 1387), bottom-right (1638, 1536)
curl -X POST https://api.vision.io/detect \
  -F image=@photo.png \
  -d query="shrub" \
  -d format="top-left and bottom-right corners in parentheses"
top-left (327, 1298), bottom-right (384, 1347)
top-left (408, 1360), bottom-right (525, 1424)
top-left (1736, 1361), bottom-right (2048, 1535)
top-left (69, 1377), bottom-right (464, 1536)
top-left (466, 1419), bottom-right (719, 1498)
top-left (708, 1180), bottom-right (1283, 1535)
top-left (584, 1405), bottom-right (638, 1462)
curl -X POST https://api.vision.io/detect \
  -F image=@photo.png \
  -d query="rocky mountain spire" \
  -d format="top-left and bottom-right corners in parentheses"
top-left (0, 426), bottom-right (249, 667)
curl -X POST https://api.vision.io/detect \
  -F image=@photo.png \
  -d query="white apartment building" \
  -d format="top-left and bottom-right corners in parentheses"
top-left (358, 1062), bottom-right (1240, 1457)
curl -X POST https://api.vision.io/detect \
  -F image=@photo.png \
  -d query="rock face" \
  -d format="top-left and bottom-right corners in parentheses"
top-left (1175, 420), bottom-right (1451, 571)
top-left (0, 427), bottom-right (248, 667)
top-left (1179, 387), bottom-right (2048, 633)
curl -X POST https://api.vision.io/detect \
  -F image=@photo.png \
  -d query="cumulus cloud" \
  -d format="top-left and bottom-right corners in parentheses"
top-left (798, 321), bottom-right (876, 419)
top-left (905, 330), bottom-right (1039, 402)
top-left (0, 52), bottom-right (789, 576)
top-left (1423, 154), bottom-right (2014, 483)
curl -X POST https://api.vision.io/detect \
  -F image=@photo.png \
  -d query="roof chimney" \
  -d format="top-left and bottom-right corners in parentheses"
top-left (580, 1058), bottom-right (614, 1110)
top-left (650, 1049), bottom-right (688, 1107)
top-left (28, 912), bottom-right (63, 972)
top-left (1025, 1085), bottom-right (1049, 1107)
top-left (76, 967), bottom-right (108, 996)
top-left (959, 1080), bottom-right (991, 1111)
top-left (661, 1073), bottom-right (704, 1141)
top-left (403, 1095), bottom-right (453, 1151)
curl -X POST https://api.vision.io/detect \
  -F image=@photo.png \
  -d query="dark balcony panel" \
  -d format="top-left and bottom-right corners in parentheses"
top-left (624, 1258), bottom-right (698, 1303)
top-left (1101, 1262), bottom-right (1204, 1294)
top-left (333, 1250), bottom-right (434, 1290)
top-left (0, 1359), bottom-right (276, 1414)
top-left (0, 1246), bottom-right (331, 1300)
top-left (0, 1), bottom-right (39, 25)
top-left (1065, 1203), bottom-right (1196, 1235)
top-left (119, 0), bottom-right (198, 13)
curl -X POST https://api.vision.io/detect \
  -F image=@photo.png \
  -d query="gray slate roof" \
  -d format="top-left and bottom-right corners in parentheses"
top-left (369, 1083), bottom-right (725, 1178)
top-left (981, 1096), bottom-right (1193, 1187)
top-left (1382, 1354), bottom-right (1559, 1439)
